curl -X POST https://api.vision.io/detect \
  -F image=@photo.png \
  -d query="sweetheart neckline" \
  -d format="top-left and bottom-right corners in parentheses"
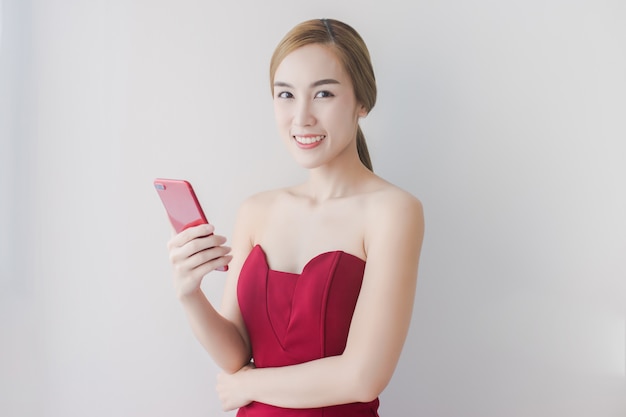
top-left (252, 244), bottom-right (366, 276)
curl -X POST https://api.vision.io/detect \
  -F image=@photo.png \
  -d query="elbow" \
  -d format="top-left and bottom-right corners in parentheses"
top-left (348, 362), bottom-right (391, 403)
top-left (355, 389), bottom-right (382, 404)
top-left (214, 345), bottom-right (251, 374)
top-left (353, 380), bottom-right (386, 404)
top-left (221, 363), bottom-right (243, 375)
top-left (220, 355), bottom-right (252, 375)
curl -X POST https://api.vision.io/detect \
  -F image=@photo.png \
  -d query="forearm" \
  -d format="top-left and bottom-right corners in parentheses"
top-left (179, 290), bottom-right (250, 373)
top-left (241, 355), bottom-right (381, 409)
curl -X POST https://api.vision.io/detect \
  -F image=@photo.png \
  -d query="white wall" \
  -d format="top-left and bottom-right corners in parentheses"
top-left (1, 1), bottom-right (625, 416)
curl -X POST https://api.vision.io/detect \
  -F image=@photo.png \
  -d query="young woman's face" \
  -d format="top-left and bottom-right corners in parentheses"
top-left (272, 44), bottom-right (366, 169)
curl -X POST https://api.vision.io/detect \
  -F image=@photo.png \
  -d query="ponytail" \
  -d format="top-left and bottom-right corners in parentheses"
top-left (356, 126), bottom-right (373, 171)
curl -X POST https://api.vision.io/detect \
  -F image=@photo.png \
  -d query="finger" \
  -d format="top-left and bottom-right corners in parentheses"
top-left (173, 245), bottom-right (232, 276)
top-left (167, 223), bottom-right (215, 249)
top-left (169, 234), bottom-right (228, 264)
top-left (189, 254), bottom-right (233, 278)
top-left (188, 245), bottom-right (231, 268)
top-left (185, 234), bottom-right (229, 257)
top-left (169, 246), bottom-right (231, 284)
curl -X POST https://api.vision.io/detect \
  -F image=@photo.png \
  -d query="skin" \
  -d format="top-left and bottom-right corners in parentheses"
top-left (167, 43), bottom-right (424, 411)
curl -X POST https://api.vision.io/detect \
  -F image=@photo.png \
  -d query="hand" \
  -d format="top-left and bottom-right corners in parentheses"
top-left (216, 363), bottom-right (255, 411)
top-left (167, 223), bottom-right (232, 298)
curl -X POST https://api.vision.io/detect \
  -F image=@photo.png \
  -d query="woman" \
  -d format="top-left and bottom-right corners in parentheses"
top-left (167, 18), bottom-right (424, 416)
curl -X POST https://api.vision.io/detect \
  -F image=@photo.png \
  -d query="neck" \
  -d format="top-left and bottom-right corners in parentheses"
top-left (302, 154), bottom-right (373, 202)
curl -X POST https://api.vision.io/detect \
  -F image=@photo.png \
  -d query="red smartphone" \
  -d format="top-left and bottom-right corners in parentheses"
top-left (154, 178), bottom-right (228, 271)
top-left (153, 178), bottom-right (208, 233)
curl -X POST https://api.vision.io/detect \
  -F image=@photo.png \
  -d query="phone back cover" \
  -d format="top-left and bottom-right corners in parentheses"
top-left (154, 179), bottom-right (208, 233)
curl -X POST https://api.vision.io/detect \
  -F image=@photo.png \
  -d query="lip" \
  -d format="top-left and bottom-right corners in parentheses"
top-left (293, 134), bottom-right (326, 149)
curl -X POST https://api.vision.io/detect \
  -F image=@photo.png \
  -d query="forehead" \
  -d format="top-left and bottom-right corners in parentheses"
top-left (274, 44), bottom-right (348, 85)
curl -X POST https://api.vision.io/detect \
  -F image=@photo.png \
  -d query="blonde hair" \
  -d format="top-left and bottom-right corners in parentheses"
top-left (269, 19), bottom-right (377, 171)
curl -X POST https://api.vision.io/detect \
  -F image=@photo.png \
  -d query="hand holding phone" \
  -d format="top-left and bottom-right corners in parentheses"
top-left (154, 178), bottom-right (229, 273)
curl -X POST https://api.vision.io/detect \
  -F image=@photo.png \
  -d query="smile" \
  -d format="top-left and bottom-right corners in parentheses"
top-left (294, 135), bottom-right (326, 145)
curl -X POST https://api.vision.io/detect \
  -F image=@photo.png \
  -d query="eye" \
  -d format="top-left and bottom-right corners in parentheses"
top-left (315, 90), bottom-right (334, 98)
top-left (276, 91), bottom-right (293, 99)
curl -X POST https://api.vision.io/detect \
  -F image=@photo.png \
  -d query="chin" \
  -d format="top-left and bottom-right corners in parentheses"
top-left (295, 160), bottom-right (323, 170)
top-left (291, 155), bottom-right (327, 170)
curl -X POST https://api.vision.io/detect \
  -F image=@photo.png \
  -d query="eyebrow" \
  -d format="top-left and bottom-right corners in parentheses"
top-left (273, 78), bottom-right (341, 89)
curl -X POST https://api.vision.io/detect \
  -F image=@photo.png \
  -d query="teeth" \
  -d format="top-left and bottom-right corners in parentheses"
top-left (294, 135), bottom-right (325, 144)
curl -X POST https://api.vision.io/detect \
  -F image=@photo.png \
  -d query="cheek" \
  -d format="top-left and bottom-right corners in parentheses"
top-left (273, 103), bottom-right (286, 123)
top-left (330, 96), bottom-right (359, 120)
top-left (273, 104), bottom-right (292, 136)
top-left (274, 102), bottom-right (290, 124)
top-left (326, 105), bottom-right (357, 131)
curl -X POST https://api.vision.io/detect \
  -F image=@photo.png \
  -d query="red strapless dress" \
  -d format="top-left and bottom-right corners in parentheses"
top-left (236, 245), bottom-right (380, 416)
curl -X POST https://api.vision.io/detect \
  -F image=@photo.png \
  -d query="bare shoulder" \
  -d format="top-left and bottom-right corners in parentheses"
top-left (233, 188), bottom-right (291, 239)
top-left (367, 181), bottom-right (423, 223)
top-left (363, 181), bottom-right (424, 255)
top-left (237, 188), bottom-right (285, 215)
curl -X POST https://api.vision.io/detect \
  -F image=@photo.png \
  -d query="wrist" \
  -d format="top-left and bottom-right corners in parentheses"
top-left (240, 364), bottom-right (256, 404)
top-left (176, 287), bottom-right (205, 304)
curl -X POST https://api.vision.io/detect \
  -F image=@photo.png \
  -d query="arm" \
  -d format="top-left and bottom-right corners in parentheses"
top-left (217, 193), bottom-right (425, 409)
top-left (168, 200), bottom-right (257, 373)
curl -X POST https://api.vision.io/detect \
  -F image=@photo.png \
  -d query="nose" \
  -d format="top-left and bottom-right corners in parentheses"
top-left (293, 99), bottom-right (316, 127)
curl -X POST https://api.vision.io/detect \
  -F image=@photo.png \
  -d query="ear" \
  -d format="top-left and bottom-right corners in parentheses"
top-left (357, 104), bottom-right (368, 118)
